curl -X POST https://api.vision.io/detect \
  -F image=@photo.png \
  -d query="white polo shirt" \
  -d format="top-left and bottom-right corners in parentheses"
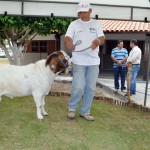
top-left (127, 46), bottom-right (141, 64)
top-left (65, 18), bottom-right (104, 65)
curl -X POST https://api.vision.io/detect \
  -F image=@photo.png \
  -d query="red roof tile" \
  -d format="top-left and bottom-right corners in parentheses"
top-left (99, 20), bottom-right (150, 32)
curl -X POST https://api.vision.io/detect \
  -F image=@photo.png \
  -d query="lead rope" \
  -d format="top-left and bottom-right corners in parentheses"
top-left (70, 40), bottom-right (92, 53)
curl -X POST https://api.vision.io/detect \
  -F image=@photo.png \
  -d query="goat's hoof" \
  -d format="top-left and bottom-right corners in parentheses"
top-left (38, 115), bottom-right (44, 120)
top-left (42, 112), bottom-right (48, 116)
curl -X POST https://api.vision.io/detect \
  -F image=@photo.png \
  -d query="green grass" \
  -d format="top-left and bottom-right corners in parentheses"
top-left (0, 96), bottom-right (150, 150)
top-left (0, 58), bottom-right (9, 64)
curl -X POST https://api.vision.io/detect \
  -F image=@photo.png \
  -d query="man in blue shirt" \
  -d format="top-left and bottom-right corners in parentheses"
top-left (111, 40), bottom-right (128, 92)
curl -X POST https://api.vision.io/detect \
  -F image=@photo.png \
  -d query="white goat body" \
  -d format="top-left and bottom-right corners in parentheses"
top-left (0, 60), bottom-right (56, 119)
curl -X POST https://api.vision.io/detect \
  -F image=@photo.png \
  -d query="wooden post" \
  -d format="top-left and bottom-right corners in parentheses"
top-left (143, 35), bottom-right (150, 81)
top-left (127, 64), bottom-right (132, 103)
top-left (144, 34), bottom-right (150, 106)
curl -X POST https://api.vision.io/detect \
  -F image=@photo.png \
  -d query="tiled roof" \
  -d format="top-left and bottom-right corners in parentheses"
top-left (99, 20), bottom-right (150, 32)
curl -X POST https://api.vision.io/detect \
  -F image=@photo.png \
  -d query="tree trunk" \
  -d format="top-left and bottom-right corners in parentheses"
top-left (2, 42), bottom-right (24, 65)
top-left (13, 55), bottom-right (21, 65)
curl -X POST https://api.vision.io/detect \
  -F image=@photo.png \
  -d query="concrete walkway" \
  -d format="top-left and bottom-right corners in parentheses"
top-left (55, 75), bottom-right (150, 107)
top-left (97, 78), bottom-right (150, 107)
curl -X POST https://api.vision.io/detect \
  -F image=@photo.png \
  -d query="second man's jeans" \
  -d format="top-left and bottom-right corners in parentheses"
top-left (69, 64), bottom-right (99, 116)
top-left (130, 64), bottom-right (140, 94)
top-left (113, 66), bottom-right (126, 90)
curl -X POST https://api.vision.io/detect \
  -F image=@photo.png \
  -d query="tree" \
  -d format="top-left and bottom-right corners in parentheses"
top-left (0, 16), bottom-right (73, 65)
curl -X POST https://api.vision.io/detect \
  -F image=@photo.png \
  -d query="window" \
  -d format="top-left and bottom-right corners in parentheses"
top-left (31, 41), bottom-right (48, 53)
top-left (27, 40), bottom-right (56, 54)
top-left (39, 41), bottom-right (47, 52)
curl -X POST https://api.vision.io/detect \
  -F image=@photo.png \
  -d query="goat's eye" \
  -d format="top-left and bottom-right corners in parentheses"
top-left (60, 56), bottom-right (64, 59)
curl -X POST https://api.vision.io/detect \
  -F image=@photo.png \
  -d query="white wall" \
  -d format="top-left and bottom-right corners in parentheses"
top-left (0, 1), bottom-right (21, 14)
top-left (32, 34), bottom-right (55, 40)
top-left (91, 0), bottom-right (150, 8)
top-left (30, 0), bottom-right (150, 8)
top-left (60, 35), bottom-right (66, 50)
top-left (0, 0), bottom-right (149, 21)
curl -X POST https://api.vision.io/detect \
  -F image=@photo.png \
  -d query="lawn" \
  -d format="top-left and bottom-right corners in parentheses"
top-left (0, 96), bottom-right (150, 150)
top-left (0, 58), bottom-right (9, 64)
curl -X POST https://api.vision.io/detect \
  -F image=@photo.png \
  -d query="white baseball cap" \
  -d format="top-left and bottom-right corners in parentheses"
top-left (77, 0), bottom-right (91, 13)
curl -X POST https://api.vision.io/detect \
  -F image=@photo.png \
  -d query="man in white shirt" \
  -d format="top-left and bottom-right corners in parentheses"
top-left (64, 0), bottom-right (105, 121)
top-left (126, 39), bottom-right (142, 95)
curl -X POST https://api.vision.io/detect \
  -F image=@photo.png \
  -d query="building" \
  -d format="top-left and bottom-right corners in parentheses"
top-left (99, 19), bottom-right (150, 71)
top-left (1, 0), bottom-right (149, 73)
top-left (25, 19), bottom-right (150, 75)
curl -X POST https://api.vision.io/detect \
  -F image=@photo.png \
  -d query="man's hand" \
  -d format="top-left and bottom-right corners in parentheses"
top-left (91, 38), bottom-right (100, 50)
top-left (117, 61), bottom-right (122, 66)
top-left (64, 36), bottom-right (75, 51)
top-left (126, 62), bottom-right (132, 68)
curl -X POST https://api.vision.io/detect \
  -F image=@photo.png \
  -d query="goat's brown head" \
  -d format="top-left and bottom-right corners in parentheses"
top-left (45, 51), bottom-right (69, 74)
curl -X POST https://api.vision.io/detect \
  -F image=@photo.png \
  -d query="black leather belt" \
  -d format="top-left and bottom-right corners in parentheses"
top-left (132, 64), bottom-right (140, 65)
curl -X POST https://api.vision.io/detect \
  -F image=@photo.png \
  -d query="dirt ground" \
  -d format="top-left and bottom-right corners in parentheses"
top-left (50, 81), bottom-right (150, 111)
top-left (51, 82), bottom-right (111, 96)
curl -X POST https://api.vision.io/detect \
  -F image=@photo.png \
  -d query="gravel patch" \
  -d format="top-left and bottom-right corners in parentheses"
top-left (50, 81), bottom-right (124, 99)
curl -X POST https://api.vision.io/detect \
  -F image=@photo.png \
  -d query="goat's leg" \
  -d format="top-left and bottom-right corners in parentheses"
top-left (33, 94), bottom-right (43, 120)
top-left (41, 96), bottom-right (48, 116)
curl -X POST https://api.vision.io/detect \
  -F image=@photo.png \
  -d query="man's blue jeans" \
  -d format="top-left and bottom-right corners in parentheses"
top-left (130, 64), bottom-right (140, 94)
top-left (113, 66), bottom-right (126, 90)
top-left (69, 64), bottom-right (99, 116)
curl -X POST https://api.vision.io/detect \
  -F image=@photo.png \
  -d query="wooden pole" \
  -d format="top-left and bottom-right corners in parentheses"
top-left (127, 64), bottom-right (132, 103)
top-left (143, 34), bottom-right (150, 81)
top-left (144, 34), bottom-right (150, 106)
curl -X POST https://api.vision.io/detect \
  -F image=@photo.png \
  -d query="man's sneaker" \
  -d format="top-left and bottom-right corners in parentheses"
top-left (121, 89), bottom-right (127, 93)
top-left (68, 111), bottom-right (75, 119)
top-left (121, 87), bottom-right (127, 93)
top-left (124, 93), bottom-right (132, 96)
top-left (114, 89), bottom-right (119, 93)
top-left (80, 114), bottom-right (94, 121)
top-left (131, 92), bottom-right (136, 95)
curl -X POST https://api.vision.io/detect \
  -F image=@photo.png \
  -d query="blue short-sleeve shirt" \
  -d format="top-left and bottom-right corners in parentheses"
top-left (111, 48), bottom-right (128, 68)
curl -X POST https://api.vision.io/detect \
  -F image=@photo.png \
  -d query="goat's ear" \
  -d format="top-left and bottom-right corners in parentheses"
top-left (45, 53), bottom-right (57, 66)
